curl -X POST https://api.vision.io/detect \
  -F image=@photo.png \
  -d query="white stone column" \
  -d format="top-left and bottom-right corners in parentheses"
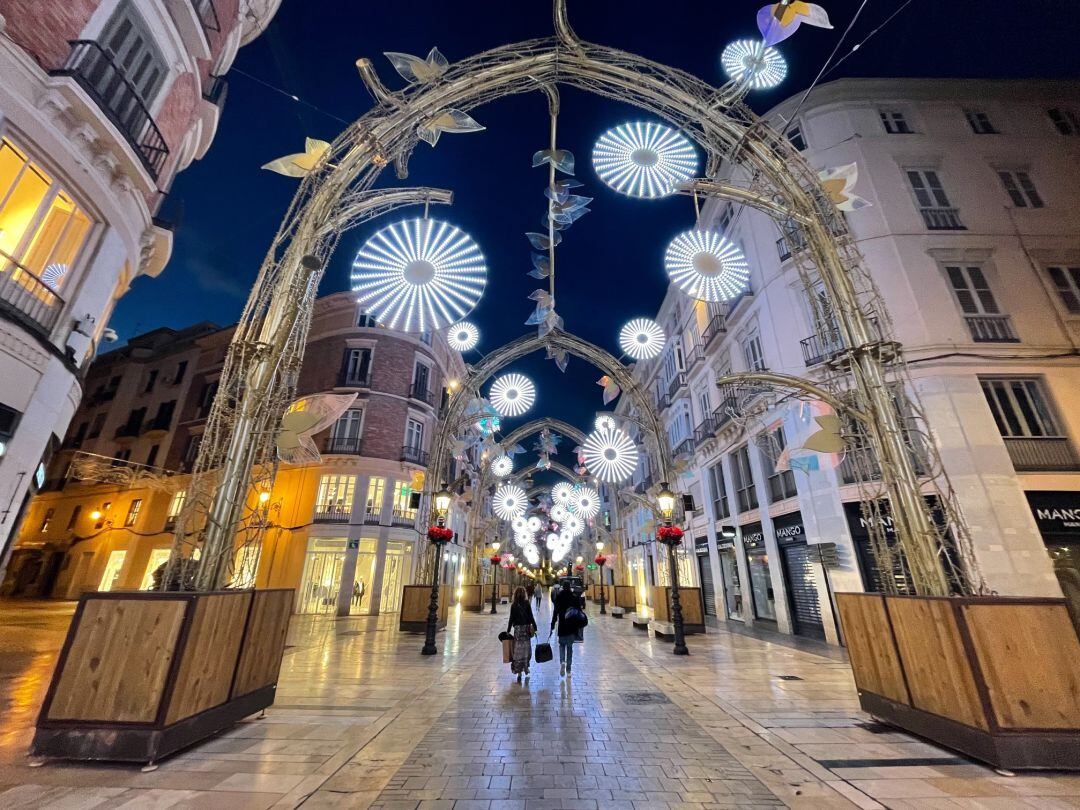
top-left (336, 474), bottom-right (367, 617)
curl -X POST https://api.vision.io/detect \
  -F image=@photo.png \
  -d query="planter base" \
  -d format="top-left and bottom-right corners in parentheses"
top-left (860, 691), bottom-right (1080, 771)
top-left (399, 619), bottom-right (447, 633)
top-left (650, 620), bottom-right (705, 638)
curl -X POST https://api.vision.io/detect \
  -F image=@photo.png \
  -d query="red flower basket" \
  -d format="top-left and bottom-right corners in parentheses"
top-left (427, 526), bottom-right (453, 543)
top-left (594, 554), bottom-right (608, 566)
top-left (656, 525), bottom-right (684, 545)
top-left (489, 554), bottom-right (502, 565)
top-left (574, 564), bottom-right (585, 572)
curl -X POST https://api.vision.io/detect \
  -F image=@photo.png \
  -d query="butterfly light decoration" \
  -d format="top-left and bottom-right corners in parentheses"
top-left (383, 47), bottom-right (448, 84)
top-left (596, 375), bottom-right (621, 405)
top-left (262, 138), bottom-right (331, 177)
top-left (276, 393), bottom-right (358, 464)
top-left (417, 109), bottom-right (485, 146)
top-left (757, 1), bottom-right (833, 46)
top-left (819, 163), bottom-right (871, 211)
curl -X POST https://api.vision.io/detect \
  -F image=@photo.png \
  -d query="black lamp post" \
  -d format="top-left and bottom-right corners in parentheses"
top-left (657, 483), bottom-right (689, 656)
top-left (489, 541), bottom-right (501, 614)
top-left (421, 487), bottom-right (452, 656)
top-left (595, 541), bottom-right (607, 615)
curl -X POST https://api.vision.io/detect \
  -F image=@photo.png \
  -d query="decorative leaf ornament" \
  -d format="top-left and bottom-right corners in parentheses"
top-left (261, 138), bottom-right (331, 177)
top-left (597, 375), bottom-right (621, 405)
top-left (417, 109), bottom-right (485, 146)
top-left (757, 1), bottom-right (833, 46)
top-left (546, 345), bottom-right (569, 372)
top-left (276, 393), bottom-right (358, 464)
top-left (819, 163), bottom-right (872, 211)
top-left (383, 47), bottom-right (448, 83)
top-left (532, 149), bottom-right (575, 174)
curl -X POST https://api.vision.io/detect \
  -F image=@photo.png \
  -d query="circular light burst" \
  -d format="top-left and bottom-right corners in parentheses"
top-left (551, 482), bottom-right (575, 505)
top-left (571, 486), bottom-right (601, 520)
top-left (446, 321), bottom-right (479, 351)
top-left (489, 373), bottom-right (535, 418)
top-left (514, 531), bottom-right (532, 547)
top-left (550, 503), bottom-right (569, 522)
top-left (722, 39), bottom-right (787, 90)
top-left (511, 516), bottom-right (528, 533)
top-left (552, 544), bottom-right (569, 563)
top-left (563, 514), bottom-right (584, 537)
top-left (490, 454), bottom-right (513, 477)
top-left (351, 217), bottom-right (487, 333)
top-left (526, 516), bottom-right (543, 533)
top-left (595, 414), bottom-right (617, 432)
top-left (493, 484), bottom-right (527, 521)
top-left (583, 427), bottom-right (639, 483)
top-left (619, 318), bottom-right (665, 360)
top-left (545, 532), bottom-right (559, 551)
top-left (593, 122), bottom-right (698, 199)
top-left (665, 228), bottom-right (750, 302)
top-left (524, 544), bottom-right (540, 565)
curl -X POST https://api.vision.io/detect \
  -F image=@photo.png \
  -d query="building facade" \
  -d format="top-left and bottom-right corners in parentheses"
top-left (2, 292), bottom-right (472, 616)
top-left (0, 0), bottom-right (281, 570)
top-left (616, 79), bottom-right (1080, 644)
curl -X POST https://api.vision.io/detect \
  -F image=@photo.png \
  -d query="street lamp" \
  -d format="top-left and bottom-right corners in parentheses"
top-left (422, 486), bottom-right (453, 656)
top-left (657, 482), bottom-right (689, 656)
top-left (595, 540), bottom-right (607, 615)
top-left (489, 540), bottom-right (501, 614)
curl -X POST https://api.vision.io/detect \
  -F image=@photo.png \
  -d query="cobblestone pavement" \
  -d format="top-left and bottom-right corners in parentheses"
top-left (0, 598), bottom-right (1078, 808)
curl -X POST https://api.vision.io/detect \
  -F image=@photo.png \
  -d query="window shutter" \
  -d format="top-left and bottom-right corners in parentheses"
top-left (1017, 173), bottom-right (1043, 207)
top-left (966, 266), bottom-right (999, 313)
top-left (946, 266), bottom-right (978, 314)
top-left (998, 172), bottom-right (1027, 207)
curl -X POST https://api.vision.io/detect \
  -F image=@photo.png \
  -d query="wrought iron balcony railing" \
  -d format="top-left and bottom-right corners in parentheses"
top-left (338, 370), bottom-right (371, 387)
top-left (965, 314), bottom-right (1019, 343)
top-left (0, 249), bottom-right (64, 337)
top-left (53, 40), bottom-right (169, 179)
top-left (1004, 437), bottom-right (1080, 472)
top-left (401, 444), bottom-right (429, 465)
top-left (712, 396), bottom-right (739, 433)
top-left (919, 207), bottom-right (965, 231)
top-left (390, 509), bottom-right (417, 527)
top-left (667, 372), bottom-right (687, 399)
top-left (324, 436), bottom-right (362, 454)
top-left (192, 0), bottom-right (220, 35)
top-left (701, 315), bottom-right (727, 351)
top-left (673, 437), bottom-right (695, 457)
top-left (692, 417), bottom-right (716, 445)
top-left (313, 505), bottom-right (351, 523)
top-left (409, 382), bottom-right (434, 405)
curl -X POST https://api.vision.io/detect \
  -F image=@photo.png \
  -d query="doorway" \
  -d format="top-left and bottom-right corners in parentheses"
top-left (718, 546), bottom-right (744, 620)
top-left (379, 541), bottom-right (413, 613)
top-left (297, 537), bottom-right (346, 614)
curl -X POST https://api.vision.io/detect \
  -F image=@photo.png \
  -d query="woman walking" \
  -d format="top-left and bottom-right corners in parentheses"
top-left (507, 586), bottom-right (537, 682)
top-left (533, 583), bottom-right (543, 611)
top-left (550, 583), bottom-right (585, 677)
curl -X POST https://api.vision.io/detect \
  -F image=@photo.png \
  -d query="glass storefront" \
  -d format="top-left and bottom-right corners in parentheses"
top-left (1026, 491), bottom-right (1080, 615)
top-left (717, 543), bottom-right (743, 620)
top-left (774, 512), bottom-right (824, 639)
top-left (297, 537), bottom-right (346, 614)
top-left (742, 522), bottom-right (776, 622)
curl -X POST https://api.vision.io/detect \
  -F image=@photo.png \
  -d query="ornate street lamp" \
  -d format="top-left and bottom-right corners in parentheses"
top-left (656, 483), bottom-right (689, 656)
top-left (489, 541), bottom-right (501, 614)
top-left (421, 486), bottom-right (453, 656)
top-left (595, 540), bottom-right (607, 615)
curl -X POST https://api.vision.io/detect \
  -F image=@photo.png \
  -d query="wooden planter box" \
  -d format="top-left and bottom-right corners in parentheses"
top-left (399, 584), bottom-right (448, 632)
top-left (458, 583), bottom-right (486, 612)
top-left (836, 592), bottom-right (1080, 770)
top-left (613, 585), bottom-right (637, 611)
top-left (649, 586), bottom-right (705, 635)
top-left (33, 589), bottom-right (292, 765)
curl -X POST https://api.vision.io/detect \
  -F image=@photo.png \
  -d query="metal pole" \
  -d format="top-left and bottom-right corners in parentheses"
top-left (490, 560), bottom-right (498, 614)
top-left (421, 519), bottom-right (446, 656)
top-left (599, 563), bottom-right (606, 615)
top-left (666, 529), bottom-right (689, 656)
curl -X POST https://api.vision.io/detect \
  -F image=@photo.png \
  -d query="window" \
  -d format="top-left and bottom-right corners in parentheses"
top-left (879, 109), bottom-right (913, 134)
top-left (731, 445), bottom-right (757, 513)
top-left (405, 418), bottom-right (424, 450)
top-left (1046, 266), bottom-right (1080, 314)
top-left (98, 2), bottom-right (167, 106)
top-left (366, 476), bottom-right (385, 520)
top-left (980, 378), bottom-right (1062, 438)
top-left (0, 139), bottom-right (93, 289)
top-left (718, 203), bottom-right (735, 233)
top-left (67, 505), bottom-right (81, 530)
top-left (151, 400), bottom-right (175, 430)
top-left (0, 403), bottom-right (20, 444)
top-left (139, 548), bottom-right (171, 590)
top-left (697, 390), bottom-right (711, 426)
top-left (762, 428), bottom-right (797, 502)
top-left (114, 448), bottom-right (132, 463)
top-left (357, 309), bottom-right (378, 327)
top-left (741, 331), bottom-right (765, 372)
top-left (88, 413), bottom-right (105, 439)
top-left (314, 474), bottom-right (356, 519)
top-left (166, 490), bottom-right (185, 527)
top-left (70, 422), bottom-right (88, 448)
top-left (144, 369), bottom-right (158, 392)
top-left (182, 435), bottom-right (201, 468)
top-left (172, 361), bottom-right (187, 384)
top-left (392, 481), bottom-right (417, 521)
top-left (419, 331), bottom-right (432, 346)
top-left (197, 381), bottom-right (218, 417)
top-left (946, 265), bottom-right (999, 315)
top-left (124, 498), bottom-right (142, 527)
top-left (98, 550), bottom-right (127, 592)
top-left (906, 169), bottom-right (951, 209)
top-left (997, 171), bottom-right (1044, 209)
top-left (965, 110), bottom-right (997, 134)
top-left (330, 409), bottom-right (363, 441)
top-left (39, 508), bottom-right (54, 532)
top-left (412, 361), bottom-right (430, 397)
top-left (145, 444), bottom-right (159, 467)
top-left (1048, 108), bottom-right (1080, 136)
top-left (342, 348), bottom-right (371, 385)
top-left (786, 122), bottom-right (807, 151)
top-left (707, 463), bottom-right (729, 520)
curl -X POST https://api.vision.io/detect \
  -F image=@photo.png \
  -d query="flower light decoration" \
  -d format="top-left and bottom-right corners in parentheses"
top-left (524, 543), bottom-right (540, 565)
top-left (490, 454), bottom-right (513, 477)
top-left (665, 228), bottom-right (750, 302)
top-left (592, 122), bottom-right (698, 199)
top-left (446, 321), bottom-right (479, 351)
top-left (582, 427), bottom-right (639, 483)
top-left (511, 516), bottom-right (528, 534)
top-left (563, 514), bottom-right (585, 538)
top-left (551, 481), bottom-right (575, 505)
top-left (526, 515), bottom-right (543, 533)
top-left (550, 503), bottom-right (569, 522)
top-left (493, 484), bottom-right (527, 520)
top-left (595, 414), bottom-right (617, 432)
top-left (571, 486), bottom-right (601, 520)
top-left (351, 217), bottom-right (487, 333)
top-left (721, 39), bottom-right (787, 90)
top-left (488, 373), bottom-right (536, 418)
top-left (619, 318), bottom-right (665, 360)
top-left (545, 532), bottom-right (560, 550)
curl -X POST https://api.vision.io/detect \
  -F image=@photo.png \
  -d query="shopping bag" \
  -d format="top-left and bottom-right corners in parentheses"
top-left (502, 637), bottom-right (513, 663)
top-left (534, 642), bottom-right (553, 663)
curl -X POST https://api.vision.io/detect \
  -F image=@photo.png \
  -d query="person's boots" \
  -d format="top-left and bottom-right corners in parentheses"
top-left (560, 662), bottom-right (565, 677)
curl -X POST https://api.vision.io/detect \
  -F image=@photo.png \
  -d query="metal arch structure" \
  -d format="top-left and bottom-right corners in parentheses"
top-left (499, 417), bottom-right (587, 451)
top-left (183, 0), bottom-right (977, 599)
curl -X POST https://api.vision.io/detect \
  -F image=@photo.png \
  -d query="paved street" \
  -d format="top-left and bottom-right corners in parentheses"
top-left (0, 598), bottom-right (1078, 808)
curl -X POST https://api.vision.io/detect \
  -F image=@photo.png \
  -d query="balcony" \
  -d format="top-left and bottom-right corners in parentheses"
top-left (673, 437), bottom-right (695, 457)
top-left (409, 382), bottom-right (435, 406)
top-left (390, 509), bottom-right (417, 528)
top-left (776, 228), bottom-right (809, 262)
top-left (313, 505), bottom-right (351, 523)
top-left (965, 314), bottom-right (1018, 343)
top-left (712, 396), bottom-right (739, 433)
top-left (114, 422), bottom-right (142, 439)
top-left (192, 0), bottom-right (220, 35)
top-left (0, 250), bottom-right (64, 338)
top-left (338, 370), bottom-right (371, 388)
top-left (52, 41), bottom-right (169, 180)
top-left (324, 436), bottom-right (362, 454)
top-left (800, 328), bottom-right (845, 367)
top-left (202, 74), bottom-right (228, 110)
top-left (701, 315), bottom-right (727, 352)
top-left (667, 372), bottom-right (687, 400)
top-left (1004, 437), bottom-right (1080, 472)
top-left (656, 391), bottom-right (672, 412)
top-left (141, 414), bottom-right (173, 435)
top-left (919, 207), bottom-right (965, 231)
top-left (684, 345), bottom-right (704, 370)
top-left (693, 417), bottom-right (716, 445)
top-left (401, 444), bottom-right (429, 465)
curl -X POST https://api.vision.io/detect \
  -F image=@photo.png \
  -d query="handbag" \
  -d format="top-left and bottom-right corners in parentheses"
top-left (501, 637), bottom-right (513, 663)
top-left (564, 606), bottom-right (588, 631)
top-left (534, 642), bottom-right (553, 663)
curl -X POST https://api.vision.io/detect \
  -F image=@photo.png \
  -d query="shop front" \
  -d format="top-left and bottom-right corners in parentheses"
top-left (772, 511), bottom-right (825, 640)
top-left (716, 535), bottom-right (744, 621)
top-left (694, 537), bottom-right (716, 616)
top-left (741, 522), bottom-right (777, 625)
top-left (1025, 490), bottom-right (1080, 610)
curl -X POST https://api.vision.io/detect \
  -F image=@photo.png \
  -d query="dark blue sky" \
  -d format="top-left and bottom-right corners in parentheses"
top-left (112, 0), bottom-right (1079, 455)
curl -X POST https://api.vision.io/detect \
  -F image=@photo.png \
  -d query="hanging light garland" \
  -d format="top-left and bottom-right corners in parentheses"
top-left (490, 454), bottom-right (513, 477)
top-left (721, 39), bottom-right (787, 89)
top-left (582, 427), bottom-right (639, 483)
top-left (618, 318), bottom-right (666, 360)
top-left (493, 484), bottom-right (528, 520)
top-left (592, 122), bottom-right (698, 199)
top-left (488, 373), bottom-right (536, 417)
top-left (571, 486), bottom-right (601, 520)
top-left (351, 218), bottom-right (487, 332)
top-left (446, 321), bottom-right (480, 351)
top-left (664, 228), bottom-right (750, 302)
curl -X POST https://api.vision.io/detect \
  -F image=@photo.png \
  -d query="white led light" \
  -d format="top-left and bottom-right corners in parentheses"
top-left (571, 486), bottom-right (600, 520)
top-left (563, 514), bottom-right (584, 537)
top-left (524, 544), bottom-right (540, 565)
top-left (511, 516), bottom-right (528, 533)
top-left (619, 318), bottom-right (665, 360)
top-left (447, 320), bottom-right (479, 351)
top-left (493, 484), bottom-right (527, 520)
top-left (665, 228), bottom-right (750, 302)
top-left (490, 454), bottom-right (513, 477)
top-left (552, 545), bottom-right (568, 563)
top-left (559, 529), bottom-right (574, 545)
top-left (514, 530), bottom-right (531, 547)
top-left (545, 532), bottom-right (559, 550)
top-left (722, 39), bottom-right (787, 90)
top-left (489, 373), bottom-right (535, 418)
top-left (593, 122), bottom-right (698, 199)
top-left (551, 482), bottom-right (575, 505)
top-left (550, 503), bottom-right (569, 522)
top-left (351, 217), bottom-right (487, 332)
top-left (582, 427), bottom-right (639, 483)
top-left (527, 515), bottom-right (543, 533)
top-left (595, 414), bottom-right (617, 432)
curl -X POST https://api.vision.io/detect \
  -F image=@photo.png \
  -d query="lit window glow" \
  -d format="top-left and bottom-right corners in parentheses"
top-left (592, 122), bottom-right (698, 199)
top-left (493, 484), bottom-right (527, 520)
top-left (446, 320), bottom-right (479, 351)
top-left (582, 427), bottom-right (639, 483)
top-left (490, 454), bottom-right (513, 477)
top-left (665, 228), bottom-right (750, 302)
top-left (619, 318), bottom-right (665, 360)
top-left (721, 39), bottom-right (787, 90)
top-left (489, 373), bottom-right (535, 417)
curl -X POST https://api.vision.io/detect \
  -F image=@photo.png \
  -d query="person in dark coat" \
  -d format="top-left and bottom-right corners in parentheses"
top-left (507, 586), bottom-right (537, 682)
top-left (550, 584), bottom-right (584, 677)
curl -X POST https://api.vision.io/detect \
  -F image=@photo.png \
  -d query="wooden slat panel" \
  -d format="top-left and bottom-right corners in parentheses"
top-left (400, 584), bottom-right (448, 623)
top-left (835, 593), bottom-right (909, 705)
top-left (962, 603), bottom-right (1080, 730)
top-left (232, 590), bottom-right (292, 699)
top-left (614, 586), bottom-right (636, 609)
top-left (650, 587), bottom-right (703, 624)
top-left (47, 597), bottom-right (187, 722)
top-left (886, 597), bottom-right (986, 730)
top-left (166, 592), bottom-right (252, 724)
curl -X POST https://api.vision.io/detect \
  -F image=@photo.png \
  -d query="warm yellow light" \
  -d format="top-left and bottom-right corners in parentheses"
top-left (576, 555), bottom-right (583, 563)
top-left (89, 510), bottom-right (102, 521)
top-left (258, 491), bottom-right (271, 503)
top-left (595, 541), bottom-right (605, 551)
top-left (657, 483), bottom-right (676, 518)
top-left (492, 541), bottom-right (501, 552)
top-left (455, 587), bottom-right (463, 599)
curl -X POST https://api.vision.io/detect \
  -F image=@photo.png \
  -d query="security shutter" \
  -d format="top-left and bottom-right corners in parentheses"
top-left (781, 542), bottom-right (824, 638)
top-left (697, 555), bottom-right (716, 616)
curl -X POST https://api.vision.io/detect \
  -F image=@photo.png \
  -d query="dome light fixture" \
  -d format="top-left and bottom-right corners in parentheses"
top-left (446, 320), bottom-right (479, 351)
top-left (493, 484), bottom-right (527, 520)
top-left (592, 122), bottom-right (698, 199)
top-left (619, 317), bottom-right (665, 360)
top-left (664, 228), bottom-right (750, 302)
top-left (490, 454), bottom-right (513, 477)
top-left (571, 486), bottom-right (601, 520)
top-left (489, 373), bottom-right (535, 417)
top-left (551, 482), bottom-right (575, 505)
top-left (351, 218), bottom-right (487, 332)
top-left (721, 39), bottom-right (787, 90)
top-left (582, 427), bottom-right (639, 483)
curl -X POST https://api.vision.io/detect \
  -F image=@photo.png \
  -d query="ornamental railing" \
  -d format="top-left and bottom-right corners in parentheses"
top-left (324, 436), bottom-right (362, 454)
top-left (401, 444), bottom-right (429, 465)
top-left (1004, 437), bottom-right (1080, 472)
top-left (0, 249), bottom-right (64, 337)
top-left (965, 314), bottom-right (1018, 343)
top-left (919, 207), bottom-right (965, 231)
top-left (313, 504), bottom-right (351, 523)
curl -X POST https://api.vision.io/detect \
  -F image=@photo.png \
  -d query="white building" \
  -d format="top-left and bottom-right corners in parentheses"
top-left (0, 0), bottom-right (281, 570)
top-left (616, 78), bottom-right (1080, 644)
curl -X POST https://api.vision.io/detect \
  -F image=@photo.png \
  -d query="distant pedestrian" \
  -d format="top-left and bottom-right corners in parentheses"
top-left (507, 586), bottom-right (537, 682)
top-left (533, 584), bottom-right (543, 610)
top-left (550, 584), bottom-right (586, 677)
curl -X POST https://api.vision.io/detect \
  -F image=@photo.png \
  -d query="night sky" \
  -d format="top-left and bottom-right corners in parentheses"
top-left (111, 0), bottom-right (1079, 465)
